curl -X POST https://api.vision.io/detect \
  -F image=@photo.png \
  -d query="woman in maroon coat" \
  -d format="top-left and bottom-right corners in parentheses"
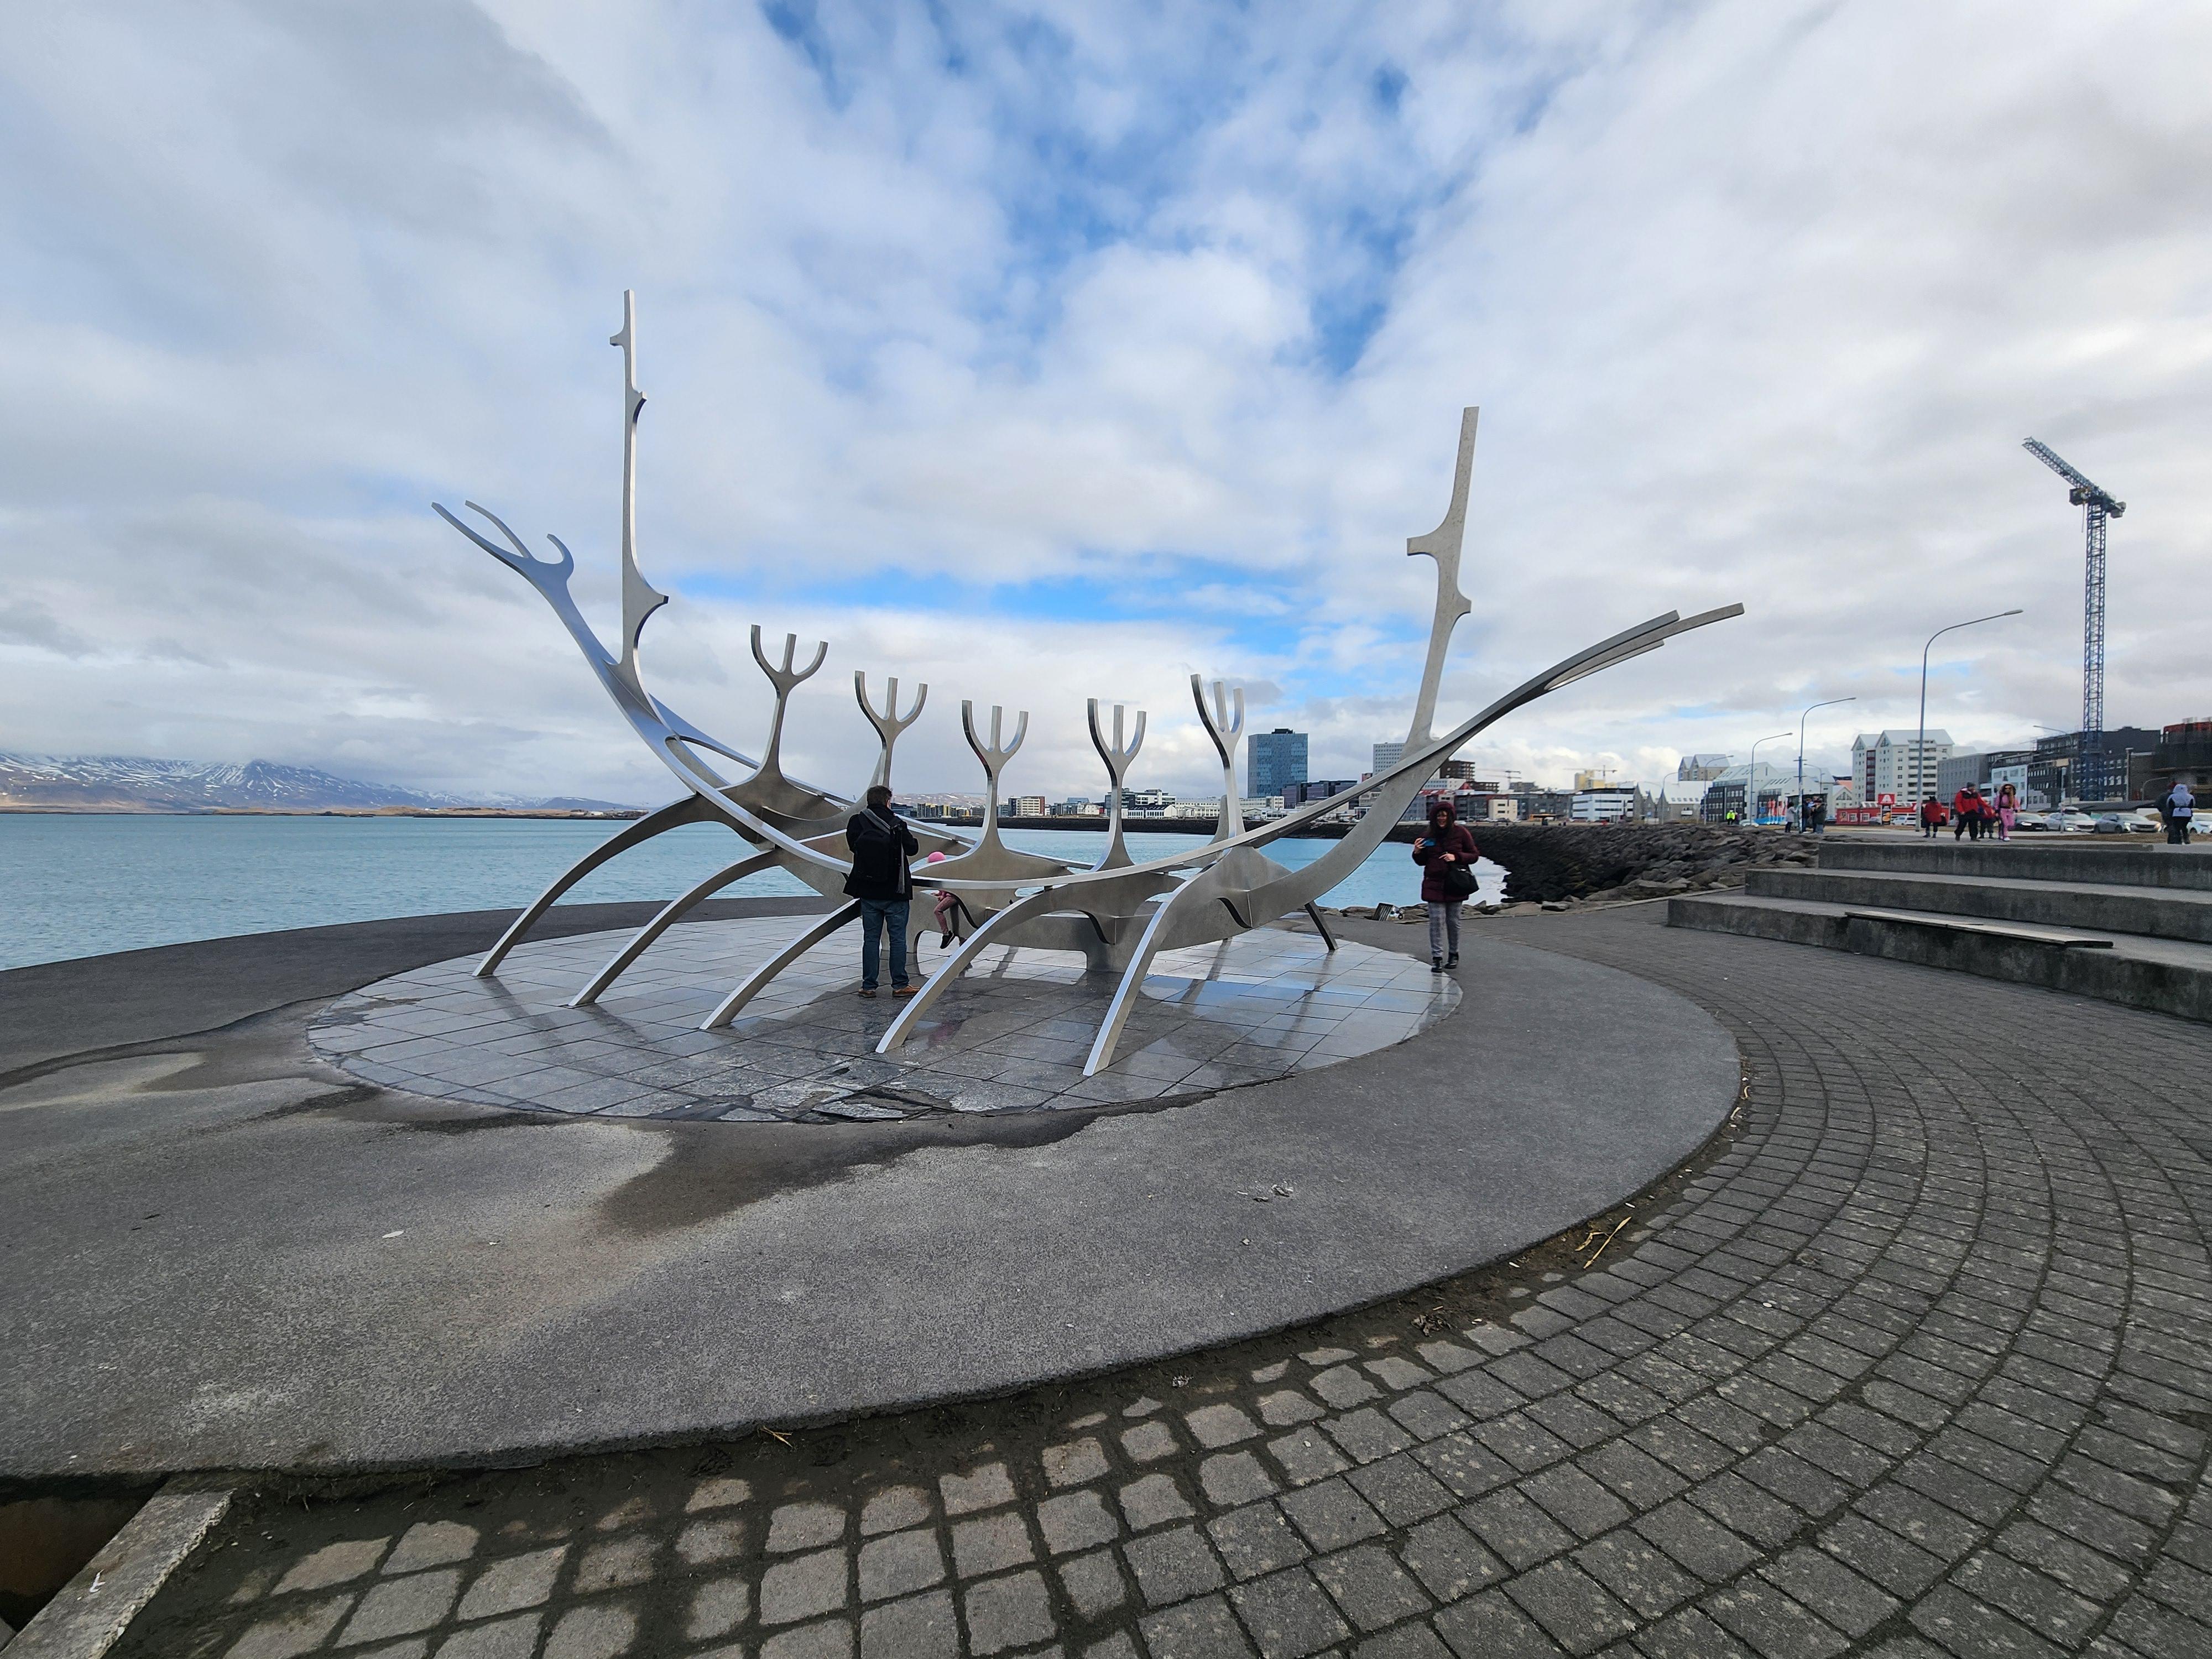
top-left (1411, 799), bottom-right (1480, 972)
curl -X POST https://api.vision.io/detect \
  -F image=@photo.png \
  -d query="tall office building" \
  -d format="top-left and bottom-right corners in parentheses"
top-left (1247, 728), bottom-right (1308, 799)
top-left (1373, 741), bottom-right (1404, 775)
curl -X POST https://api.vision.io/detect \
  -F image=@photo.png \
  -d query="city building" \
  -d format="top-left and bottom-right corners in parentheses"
top-left (2031, 726), bottom-right (2160, 805)
top-left (1677, 754), bottom-right (1732, 782)
top-left (1411, 785), bottom-right (1520, 823)
top-left (1050, 799), bottom-right (1101, 816)
top-left (1246, 728), bottom-right (1307, 800)
top-left (1936, 749), bottom-right (2036, 804)
top-left (1851, 730), bottom-right (1954, 807)
top-left (1458, 792), bottom-right (1521, 822)
top-left (1004, 795), bottom-right (1046, 819)
top-left (1437, 760), bottom-right (1499, 785)
top-left (1104, 786), bottom-right (1174, 814)
top-left (1783, 776), bottom-right (1860, 824)
top-left (2147, 719), bottom-right (2212, 801)
top-left (1518, 789), bottom-right (1575, 821)
top-left (1652, 779), bottom-right (1711, 822)
top-left (1572, 768), bottom-right (1616, 791)
top-left (1698, 761), bottom-right (1794, 825)
top-left (1571, 787), bottom-right (1636, 823)
top-left (1373, 741), bottom-right (1403, 775)
top-left (1109, 786), bottom-right (1173, 817)
top-left (1284, 779), bottom-right (1358, 807)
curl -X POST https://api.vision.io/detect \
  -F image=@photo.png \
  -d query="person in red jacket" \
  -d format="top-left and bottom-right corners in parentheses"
top-left (1918, 795), bottom-right (1945, 838)
top-left (1411, 799), bottom-right (1480, 973)
top-left (1952, 785), bottom-right (1985, 842)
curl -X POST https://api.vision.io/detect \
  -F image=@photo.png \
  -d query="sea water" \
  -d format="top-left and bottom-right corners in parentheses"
top-left (0, 814), bottom-right (1505, 972)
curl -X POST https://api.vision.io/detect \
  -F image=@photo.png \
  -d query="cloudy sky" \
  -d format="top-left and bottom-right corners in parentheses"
top-left (4, 1), bottom-right (2206, 806)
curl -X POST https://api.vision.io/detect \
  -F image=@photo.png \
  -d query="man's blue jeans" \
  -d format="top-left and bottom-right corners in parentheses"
top-left (858, 898), bottom-right (910, 990)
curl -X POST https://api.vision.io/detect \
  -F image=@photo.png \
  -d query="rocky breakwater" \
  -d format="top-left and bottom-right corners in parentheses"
top-left (1418, 822), bottom-right (1819, 905)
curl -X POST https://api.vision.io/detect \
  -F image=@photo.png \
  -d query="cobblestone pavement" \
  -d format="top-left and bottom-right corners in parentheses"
top-left (117, 909), bottom-right (2212, 1658)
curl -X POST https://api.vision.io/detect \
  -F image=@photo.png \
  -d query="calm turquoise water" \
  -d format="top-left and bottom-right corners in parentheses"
top-left (0, 815), bottom-right (1504, 971)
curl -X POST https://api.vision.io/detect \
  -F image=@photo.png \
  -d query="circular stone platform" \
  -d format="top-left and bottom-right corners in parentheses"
top-left (311, 920), bottom-right (1455, 1121)
top-left (1, 905), bottom-right (1738, 1478)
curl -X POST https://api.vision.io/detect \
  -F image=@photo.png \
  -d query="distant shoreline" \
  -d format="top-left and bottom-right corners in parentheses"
top-left (0, 805), bottom-right (647, 820)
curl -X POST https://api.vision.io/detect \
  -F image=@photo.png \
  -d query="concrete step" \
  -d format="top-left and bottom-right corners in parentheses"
top-left (1667, 890), bottom-right (2212, 1024)
top-left (1749, 867), bottom-right (2212, 944)
top-left (1818, 836), bottom-right (2212, 890)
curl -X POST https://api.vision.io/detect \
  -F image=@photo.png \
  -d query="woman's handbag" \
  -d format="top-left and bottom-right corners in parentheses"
top-left (1439, 860), bottom-right (1478, 899)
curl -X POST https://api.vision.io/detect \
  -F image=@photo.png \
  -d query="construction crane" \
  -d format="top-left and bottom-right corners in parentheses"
top-left (2023, 438), bottom-right (2125, 802)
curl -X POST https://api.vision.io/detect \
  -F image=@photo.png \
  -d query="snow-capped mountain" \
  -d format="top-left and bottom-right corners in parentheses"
top-left (0, 753), bottom-right (632, 813)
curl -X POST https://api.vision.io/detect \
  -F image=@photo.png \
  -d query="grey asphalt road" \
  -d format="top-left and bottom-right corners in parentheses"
top-left (0, 905), bottom-right (1735, 1480)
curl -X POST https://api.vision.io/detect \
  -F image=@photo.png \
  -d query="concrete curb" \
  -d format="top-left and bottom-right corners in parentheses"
top-left (3, 1484), bottom-right (232, 1657)
top-left (1668, 891), bottom-right (2212, 1022)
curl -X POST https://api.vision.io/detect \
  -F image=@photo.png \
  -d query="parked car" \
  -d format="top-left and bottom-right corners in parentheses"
top-left (2092, 815), bottom-right (2130, 834)
top-left (2125, 809), bottom-right (2162, 833)
top-left (2044, 810), bottom-right (2098, 833)
top-left (2013, 812), bottom-right (2052, 831)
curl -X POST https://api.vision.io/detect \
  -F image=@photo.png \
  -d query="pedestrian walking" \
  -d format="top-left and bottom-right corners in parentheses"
top-left (1995, 782), bottom-right (2018, 841)
top-left (1411, 799), bottom-right (1480, 973)
top-left (1918, 795), bottom-right (1944, 839)
top-left (844, 784), bottom-right (920, 997)
top-left (1952, 785), bottom-right (1984, 842)
top-left (2167, 779), bottom-right (2196, 846)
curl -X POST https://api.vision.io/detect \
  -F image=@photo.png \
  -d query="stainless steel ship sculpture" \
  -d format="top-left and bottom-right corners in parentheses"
top-left (436, 294), bottom-right (1741, 1074)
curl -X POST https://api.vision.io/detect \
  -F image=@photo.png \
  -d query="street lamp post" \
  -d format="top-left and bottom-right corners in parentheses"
top-left (1917, 609), bottom-right (2023, 809)
top-left (2032, 725), bottom-right (2072, 811)
top-left (1746, 731), bottom-right (1792, 825)
top-left (1797, 697), bottom-right (1857, 832)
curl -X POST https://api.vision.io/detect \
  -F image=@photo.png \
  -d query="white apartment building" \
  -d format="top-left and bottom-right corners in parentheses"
top-left (1571, 788), bottom-right (1636, 822)
top-left (1851, 730), bottom-right (1953, 805)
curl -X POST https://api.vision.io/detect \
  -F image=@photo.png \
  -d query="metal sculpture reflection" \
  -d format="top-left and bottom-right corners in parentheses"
top-left (435, 294), bottom-right (1742, 1075)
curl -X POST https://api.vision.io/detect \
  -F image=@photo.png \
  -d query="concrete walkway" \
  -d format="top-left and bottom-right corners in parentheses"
top-left (108, 906), bottom-right (2212, 1657)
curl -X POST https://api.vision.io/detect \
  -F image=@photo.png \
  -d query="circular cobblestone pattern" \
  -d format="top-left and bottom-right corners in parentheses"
top-left (310, 919), bottom-right (1456, 1122)
top-left (124, 910), bottom-right (2212, 1658)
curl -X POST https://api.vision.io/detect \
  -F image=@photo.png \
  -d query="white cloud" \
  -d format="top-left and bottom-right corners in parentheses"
top-left (2, 0), bottom-right (2207, 804)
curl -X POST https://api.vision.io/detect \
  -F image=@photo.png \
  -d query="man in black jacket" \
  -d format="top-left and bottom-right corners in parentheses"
top-left (845, 784), bottom-right (921, 997)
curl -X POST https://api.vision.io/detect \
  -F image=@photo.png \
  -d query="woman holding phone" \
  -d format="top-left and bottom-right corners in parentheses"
top-left (1412, 798), bottom-right (1481, 973)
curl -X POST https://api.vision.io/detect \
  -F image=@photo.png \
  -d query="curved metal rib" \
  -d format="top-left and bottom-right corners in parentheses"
top-left (475, 796), bottom-right (714, 977)
top-left (700, 902), bottom-right (861, 1030)
top-left (571, 848), bottom-right (782, 1006)
top-left (874, 885), bottom-right (1068, 1055)
top-left (1082, 873), bottom-right (1201, 1075)
top-left (1303, 903), bottom-right (1338, 951)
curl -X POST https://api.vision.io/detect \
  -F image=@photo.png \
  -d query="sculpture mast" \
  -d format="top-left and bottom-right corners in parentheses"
top-left (610, 290), bottom-right (669, 696)
top-left (1403, 407), bottom-right (1478, 748)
